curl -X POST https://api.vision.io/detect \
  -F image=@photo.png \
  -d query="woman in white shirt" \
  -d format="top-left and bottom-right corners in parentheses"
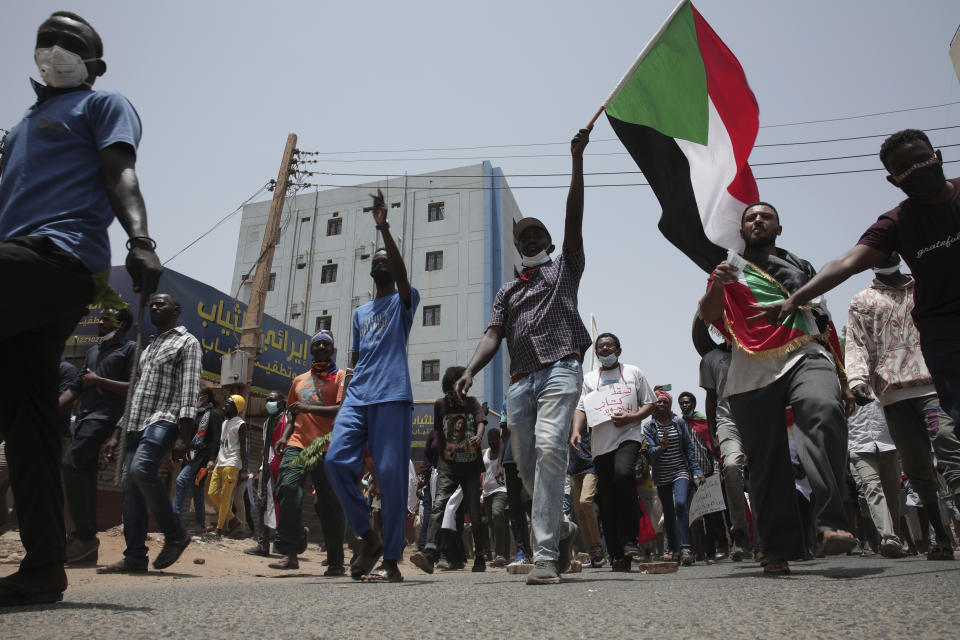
top-left (570, 333), bottom-right (656, 571)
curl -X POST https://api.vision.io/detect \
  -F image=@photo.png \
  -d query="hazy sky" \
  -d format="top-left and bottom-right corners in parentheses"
top-left (3, 1), bottom-right (958, 405)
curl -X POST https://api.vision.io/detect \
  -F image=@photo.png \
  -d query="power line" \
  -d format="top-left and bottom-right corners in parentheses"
top-left (162, 182), bottom-right (271, 267)
top-left (301, 159), bottom-right (960, 191)
top-left (296, 126), bottom-right (960, 163)
top-left (299, 104), bottom-right (960, 155)
top-left (298, 142), bottom-right (960, 180)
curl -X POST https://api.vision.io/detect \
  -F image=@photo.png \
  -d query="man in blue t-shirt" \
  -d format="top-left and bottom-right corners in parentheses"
top-left (0, 12), bottom-right (162, 606)
top-left (326, 189), bottom-right (419, 583)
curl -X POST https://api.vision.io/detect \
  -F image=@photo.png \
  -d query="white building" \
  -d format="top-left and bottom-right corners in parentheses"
top-left (231, 162), bottom-right (523, 410)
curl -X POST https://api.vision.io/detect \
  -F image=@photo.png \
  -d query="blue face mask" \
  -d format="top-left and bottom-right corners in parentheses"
top-left (598, 353), bottom-right (618, 367)
top-left (265, 401), bottom-right (280, 415)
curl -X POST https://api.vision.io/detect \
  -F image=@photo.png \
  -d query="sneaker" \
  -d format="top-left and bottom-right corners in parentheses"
top-left (590, 554), bottom-right (606, 568)
top-left (472, 557), bottom-right (486, 572)
top-left (444, 559), bottom-right (466, 571)
top-left (154, 535), bottom-right (191, 570)
top-left (508, 550), bottom-right (530, 567)
top-left (409, 550), bottom-right (436, 574)
top-left (558, 522), bottom-right (579, 574)
top-left (622, 543), bottom-right (641, 558)
top-left (65, 537), bottom-right (100, 564)
top-left (436, 555), bottom-right (451, 570)
top-left (526, 560), bottom-right (561, 585)
top-left (680, 548), bottom-right (695, 566)
top-left (244, 545), bottom-right (270, 557)
top-left (490, 555), bottom-right (507, 567)
top-left (323, 566), bottom-right (346, 577)
top-left (729, 541), bottom-right (745, 562)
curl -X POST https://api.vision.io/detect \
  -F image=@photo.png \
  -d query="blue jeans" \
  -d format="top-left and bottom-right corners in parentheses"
top-left (923, 339), bottom-right (960, 427)
top-left (506, 357), bottom-right (582, 562)
top-left (417, 480), bottom-right (432, 551)
top-left (172, 456), bottom-right (206, 529)
top-left (657, 477), bottom-right (692, 553)
top-left (122, 421), bottom-right (187, 566)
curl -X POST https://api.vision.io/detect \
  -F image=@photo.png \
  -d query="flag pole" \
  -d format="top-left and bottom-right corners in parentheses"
top-left (585, 0), bottom-right (689, 130)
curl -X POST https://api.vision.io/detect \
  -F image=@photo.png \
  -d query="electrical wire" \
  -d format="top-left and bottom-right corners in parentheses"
top-left (163, 182), bottom-right (271, 267)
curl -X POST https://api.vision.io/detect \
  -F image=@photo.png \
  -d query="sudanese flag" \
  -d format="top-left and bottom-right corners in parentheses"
top-left (604, 1), bottom-right (759, 273)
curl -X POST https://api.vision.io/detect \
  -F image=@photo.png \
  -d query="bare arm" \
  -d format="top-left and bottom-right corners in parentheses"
top-left (80, 370), bottom-right (129, 396)
top-left (749, 244), bottom-right (889, 325)
top-left (563, 129), bottom-right (589, 252)
top-left (100, 143), bottom-right (162, 295)
top-left (570, 409), bottom-right (587, 450)
top-left (698, 262), bottom-right (738, 325)
top-left (58, 389), bottom-right (78, 412)
top-left (370, 189), bottom-right (411, 306)
top-left (454, 326), bottom-right (505, 400)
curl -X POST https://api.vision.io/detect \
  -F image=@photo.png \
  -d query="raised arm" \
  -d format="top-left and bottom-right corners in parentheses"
top-left (370, 189), bottom-right (411, 306)
top-left (563, 129), bottom-right (590, 252)
top-left (100, 143), bottom-right (162, 295)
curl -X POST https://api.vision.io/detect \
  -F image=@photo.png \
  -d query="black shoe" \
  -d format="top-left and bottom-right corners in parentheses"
top-left (472, 557), bottom-right (486, 572)
top-left (154, 535), bottom-right (191, 570)
top-left (611, 557), bottom-right (632, 572)
top-left (622, 544), bottom-right (641, 559)
top-left (324, 566), bottom-right (346, 577)
top-left (350, 529), bottom-right (383, 580)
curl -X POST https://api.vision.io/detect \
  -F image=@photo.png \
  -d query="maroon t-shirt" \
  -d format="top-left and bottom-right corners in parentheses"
top-left (858, 177), bottom-right (960, 345)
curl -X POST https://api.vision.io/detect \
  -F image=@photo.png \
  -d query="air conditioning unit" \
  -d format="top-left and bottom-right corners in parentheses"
top-left (296, 253), bottom-right (307, 268)
top-left (290, 303), bottom-right (302, 316)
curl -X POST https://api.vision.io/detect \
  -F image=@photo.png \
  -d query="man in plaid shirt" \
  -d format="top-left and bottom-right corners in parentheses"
top-left (456, 129), bottom-right (591, 585)
top-left (100, 293), bottom-right (201, 573)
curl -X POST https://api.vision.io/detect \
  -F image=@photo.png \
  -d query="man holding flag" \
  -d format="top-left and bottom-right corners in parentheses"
top-left (698, 202), bottom-right (856, 575)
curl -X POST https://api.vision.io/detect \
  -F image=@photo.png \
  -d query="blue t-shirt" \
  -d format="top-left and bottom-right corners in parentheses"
top-left (0, 83), bottom-right (142, 273)
top-left (346, 288), bottom-right (420, 405)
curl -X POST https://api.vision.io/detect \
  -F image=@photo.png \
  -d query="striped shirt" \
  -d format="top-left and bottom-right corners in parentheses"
top-left (488, 246), bottom-right (591, 377)
top-left (125, 326), bottom-right (202, 432)
top-left (648, 421), bottom-right (692, 487)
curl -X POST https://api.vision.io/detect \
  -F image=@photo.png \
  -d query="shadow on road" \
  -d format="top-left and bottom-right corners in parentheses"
top-left (5, 601), bottom-right (154, 613)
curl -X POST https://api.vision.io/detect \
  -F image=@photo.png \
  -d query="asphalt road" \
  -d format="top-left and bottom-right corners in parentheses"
top-left (2, 555), bottom-right (958, 639)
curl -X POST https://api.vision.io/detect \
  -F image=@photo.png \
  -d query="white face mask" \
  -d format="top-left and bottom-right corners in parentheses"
top-left (35, 46), bottom-right (98, 88)
top-left (265, 401), bottom-right (280, 415)
top-left (598, 353), bottom-right (618, 367)
top-left (521, 249), bottom-right (551, 268)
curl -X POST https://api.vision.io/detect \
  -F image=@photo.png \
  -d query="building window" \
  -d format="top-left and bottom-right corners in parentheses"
top-left (327, 218), bottom-right (342, 236)
top-left (315, 315), bottom-right (332, 331)
top-left (427, 202), bottom-right (445, 222)
top-left (423, 305), bottom-right (441, 327)
top-left (267, 272), bottom-right (277, 291)
top-left (421, 359), bottom-right (440, 381)
top-left (320, 264), bottom-right (338, 283)
top-left (425, 250), bottom-right (443, 271)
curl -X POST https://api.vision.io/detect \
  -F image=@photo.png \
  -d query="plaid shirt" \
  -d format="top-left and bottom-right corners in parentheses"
top-left (125, 326), bottom-right (202, 432)
top-left (488, 245), bottom-right (591, 377)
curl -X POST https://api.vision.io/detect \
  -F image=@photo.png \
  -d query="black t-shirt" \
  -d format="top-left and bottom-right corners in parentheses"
top-left (858, 177), bottom-right (960, 345)
top-left (434, 395), bottom-right (486, 475)
top-left (74, 339), bottom-right (136, 423)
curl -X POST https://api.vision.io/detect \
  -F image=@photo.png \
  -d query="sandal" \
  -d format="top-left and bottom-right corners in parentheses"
top-left (763, 560), bottom-right (790, 576)
top-left (819, 530), bottom-right (857, 556)
top-left (927, 544), bottom-right (956, 561)
top-left (360, 562), bottom-right (403, 583)
top-left (0, 572), bottom-right (66, 607)
top-left (268, 556), bottom-right (300, 570)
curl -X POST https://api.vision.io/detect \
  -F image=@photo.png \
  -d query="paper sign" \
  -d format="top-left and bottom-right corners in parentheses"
top-left (583, 382), bottom-right (638, 428)
top-left (688, 474), bottom-right (726, 523)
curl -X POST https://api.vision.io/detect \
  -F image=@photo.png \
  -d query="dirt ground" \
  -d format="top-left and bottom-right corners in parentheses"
top-left (0, 527), bottom-right (348, 588)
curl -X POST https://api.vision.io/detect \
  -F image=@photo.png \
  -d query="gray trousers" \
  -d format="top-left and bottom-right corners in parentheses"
top-left (883, 394), bottom-right (959, 507)
top-left (728, 354), bottom-right (849, 562)
top-left (716, 420), bottom-right (750, 536)
top-left (849, 449), bottom-right (901, 543)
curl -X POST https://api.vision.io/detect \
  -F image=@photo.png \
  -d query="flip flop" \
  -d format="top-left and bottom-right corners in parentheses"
top-left (820, 531), bottom-right (857, 556)
top-left (0, 576), bottom-right (64, 607)
top-left (360, 563), bottom-right (403, 583)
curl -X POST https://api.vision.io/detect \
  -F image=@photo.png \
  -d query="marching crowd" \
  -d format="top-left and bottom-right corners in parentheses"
top-left (0, 11), bottom-right (959, 606)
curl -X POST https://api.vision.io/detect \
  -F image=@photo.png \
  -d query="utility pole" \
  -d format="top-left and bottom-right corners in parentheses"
top-left (232, 133), bottom-right (298, 411)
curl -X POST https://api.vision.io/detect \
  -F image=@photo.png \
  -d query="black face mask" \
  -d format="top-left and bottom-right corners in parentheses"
top-left (899, 164), bottom-right (946, 201)
top-left (371, 264), bottom-right (393, 286)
